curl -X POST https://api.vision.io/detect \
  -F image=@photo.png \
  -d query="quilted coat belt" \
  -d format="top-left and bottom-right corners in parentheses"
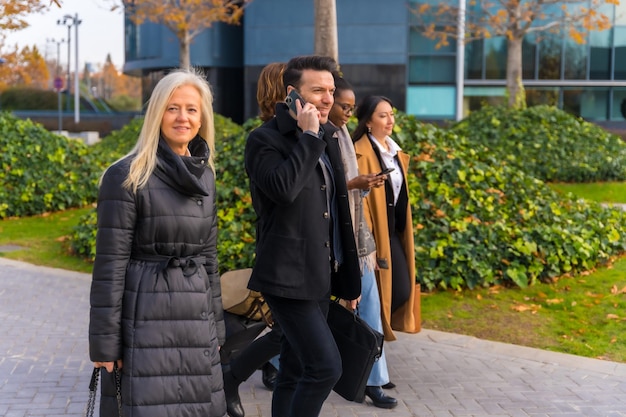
top-left (131, 254), bottom-right (207, 278)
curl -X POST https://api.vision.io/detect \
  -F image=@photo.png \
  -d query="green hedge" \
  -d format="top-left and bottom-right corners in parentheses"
top-left (0, 112), bottom-right (97, 218)
top-left (451, 105), bottom-right (626, 182)
top-left (391, 115), bottom-right (626, 289)
top-left (68, 107), bottom-right (626, 289)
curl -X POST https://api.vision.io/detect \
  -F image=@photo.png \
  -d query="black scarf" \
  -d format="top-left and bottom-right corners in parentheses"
top-left (153, 135), bottom-right (211, 197)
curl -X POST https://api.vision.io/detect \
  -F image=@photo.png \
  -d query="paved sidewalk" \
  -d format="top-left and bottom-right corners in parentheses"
top-left (1, 257), bottom-right (626, 417)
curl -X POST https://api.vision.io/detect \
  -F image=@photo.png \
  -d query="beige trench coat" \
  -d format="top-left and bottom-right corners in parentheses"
top-left (354, 134), bottom-right (421, 341)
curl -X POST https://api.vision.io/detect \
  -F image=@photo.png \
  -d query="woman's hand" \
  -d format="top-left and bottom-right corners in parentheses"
top-left (347, 173), bottom-right (386, 191)
top-left (94, 359), bottom-right (123, 373)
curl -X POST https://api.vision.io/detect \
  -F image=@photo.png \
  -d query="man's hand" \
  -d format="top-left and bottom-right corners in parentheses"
top-left (296, 99), bottom-right (321, 134)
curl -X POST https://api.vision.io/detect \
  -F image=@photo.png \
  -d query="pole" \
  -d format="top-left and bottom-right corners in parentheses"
top-left (73, 13), bottom-right (81, 124)
top-left (66, 24), bottom-right (71, 112)
top-left (456, 0), bottom-right (466, 121)
top-left (57, 41), bottom-right (63, 132)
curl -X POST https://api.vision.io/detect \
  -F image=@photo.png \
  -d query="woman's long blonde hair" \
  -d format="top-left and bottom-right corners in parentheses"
top-left (110, 68), bottom-right (215, 193)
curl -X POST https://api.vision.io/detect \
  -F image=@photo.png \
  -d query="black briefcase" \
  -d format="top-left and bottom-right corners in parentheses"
top-left (220, 311), bottom-right (268, 364)
top-left (327, 301), bottom-right (384, 403)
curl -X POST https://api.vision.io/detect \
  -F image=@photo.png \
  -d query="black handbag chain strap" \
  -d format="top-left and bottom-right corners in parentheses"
top-left (115, 362), bottom-right (124, 417)
top-left (85, 367), bottom-right (99, 417)
top-left (85, 363), bottom-right (123, 417)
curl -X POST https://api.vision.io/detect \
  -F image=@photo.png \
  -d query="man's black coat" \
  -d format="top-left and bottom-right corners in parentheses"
top-left (244, 103), bottom-right (361, 301)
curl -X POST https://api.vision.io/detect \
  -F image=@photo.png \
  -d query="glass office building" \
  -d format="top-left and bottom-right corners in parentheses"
top-left (123, 0), bottom-right (626, 123)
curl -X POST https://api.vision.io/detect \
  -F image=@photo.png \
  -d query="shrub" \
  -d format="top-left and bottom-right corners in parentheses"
top-left (0, 112), bottom-right (98, 218)
top-left (451, 105), bottom-right (626, 182)
top-left (392, 116), bottom-right (626, 289)
top-left (70, 107), bottom-right (626, 289)
top-left (1, 87), bottom-right (62, 111)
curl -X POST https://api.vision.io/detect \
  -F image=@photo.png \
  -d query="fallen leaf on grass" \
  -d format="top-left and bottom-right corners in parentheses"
top-left (610, 285), bottom-right (626, 295)
top-left (606, 314), bottom-right (620, 320)
top-left (510, 303), bottom-right (541, 314)
top-left (488, 286), bottom-right (501, 294)
top-left (545, 299), bottom-right (564, 304)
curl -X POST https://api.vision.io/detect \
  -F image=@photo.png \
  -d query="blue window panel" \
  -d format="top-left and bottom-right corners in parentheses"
top-left (465, 40), bottom-right (484, 79)
top-left (563, 32), bottom-right (588, 80)
top-left (591, 28), bottom-right (612, 79)
top-left (580, 88), bottom-right (609, 120)
top-left (406, 86), bottom-right (456, 117)
top-left (611, 88), bottom-right (626, 120)
top-left (408, 56), bottom-right (456, 83)
top-left (464, 86), bottom-right (506, 96)
top-left (484, 37), bottom-right (507, 79)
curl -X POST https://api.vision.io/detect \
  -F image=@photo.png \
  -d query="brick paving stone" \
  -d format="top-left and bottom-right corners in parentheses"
top-left (1, 257), bottom-right (626, 416)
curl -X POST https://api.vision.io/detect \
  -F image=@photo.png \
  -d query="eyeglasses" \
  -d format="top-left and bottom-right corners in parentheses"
top-left (334, 102), bottom-right (356, 114)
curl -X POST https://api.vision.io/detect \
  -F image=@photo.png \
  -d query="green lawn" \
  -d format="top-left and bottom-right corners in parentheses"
top-left (0, 206), bottom-right (94, 273)
top-left (549, 181), bottom-right (626, 204)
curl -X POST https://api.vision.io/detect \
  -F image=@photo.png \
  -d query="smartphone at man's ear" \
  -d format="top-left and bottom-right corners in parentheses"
top-left (285, 89), bottom-right (306, 117)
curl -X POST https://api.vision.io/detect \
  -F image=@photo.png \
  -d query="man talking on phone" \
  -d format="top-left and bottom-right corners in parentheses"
top-left (244, 55), bottom-right (361, 417)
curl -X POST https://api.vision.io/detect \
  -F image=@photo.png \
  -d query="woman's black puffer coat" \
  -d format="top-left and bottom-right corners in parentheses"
top-left (89, 136), bottom-right (226, 417)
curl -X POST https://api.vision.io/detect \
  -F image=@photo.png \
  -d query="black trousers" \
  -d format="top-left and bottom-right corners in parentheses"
top-left (390, 230), bottom-right (411, 312)
top-left (230, 322), bottom-right (282, 382)
top-left (263, 293), bottom-right (341, 417)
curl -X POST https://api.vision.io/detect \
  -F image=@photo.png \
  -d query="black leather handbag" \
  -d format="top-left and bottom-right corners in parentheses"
top-left (327, 301), bottom-right (384, 403)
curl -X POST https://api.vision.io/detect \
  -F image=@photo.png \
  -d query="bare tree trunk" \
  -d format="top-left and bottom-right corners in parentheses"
top-left (179, 31), bottom-right (191, 70)
top-left (314, 0), bottom-right (338, 62)
top-left (506, 37), bottom-right (525, 109)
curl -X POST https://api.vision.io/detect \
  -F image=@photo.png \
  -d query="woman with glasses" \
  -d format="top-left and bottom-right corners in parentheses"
top-left (328, 78), bottom-right (397, 409)
top-left (352, 95), bottom-right (421, 365)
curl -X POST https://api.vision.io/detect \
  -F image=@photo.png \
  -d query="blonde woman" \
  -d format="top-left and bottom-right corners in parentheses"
top-left (89, 69), bottom-right (226, 417)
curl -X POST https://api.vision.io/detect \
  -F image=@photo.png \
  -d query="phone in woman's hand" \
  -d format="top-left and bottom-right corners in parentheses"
top-left (376, 167), bottom-right (395, 176)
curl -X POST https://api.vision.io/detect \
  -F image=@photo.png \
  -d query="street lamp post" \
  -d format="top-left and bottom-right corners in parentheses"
top-left (0, 57), bottom-right (6, 112)
top-left (47, 38), bottom-right (65, 132)
top-left (57, 14), bottom-right (81, 123)
top-left (57, 17), bottom-right (71, 112)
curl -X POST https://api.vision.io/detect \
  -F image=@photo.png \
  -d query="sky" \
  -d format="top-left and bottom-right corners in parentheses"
top-left (5, 0), bottom-right (125, 70)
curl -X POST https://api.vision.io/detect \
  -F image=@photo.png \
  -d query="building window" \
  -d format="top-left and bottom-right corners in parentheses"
top-left (591, 28), bottom-right (613, 80)
top-left (611, 87), bottom-right (626, 120)
top-left (409, 56), bottom-right (456, 83)
top-left (522, 34), bottom-right (538, 79)
top-left (580, 88), bottom-right (609, 120)
top-left (407, 86), bottom-right (456, 118)
top-left (563, 32), bottom-right (588, 80)
top-left (465, 40), bottom-right (484, 79)
top-left (484, 37), bottom-right (506, 79)
top-left (538, 33), bottom-right (562, 80)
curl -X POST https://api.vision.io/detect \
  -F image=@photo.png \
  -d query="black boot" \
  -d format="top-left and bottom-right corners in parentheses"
top-left (364, 386), bottom-right (398, 409)
top-left (261, 362), bottom-right (278, 391)
top-left (223, 368), bottom-right (245, 417)
top-left (381, 381), bottom-right (396, 389)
